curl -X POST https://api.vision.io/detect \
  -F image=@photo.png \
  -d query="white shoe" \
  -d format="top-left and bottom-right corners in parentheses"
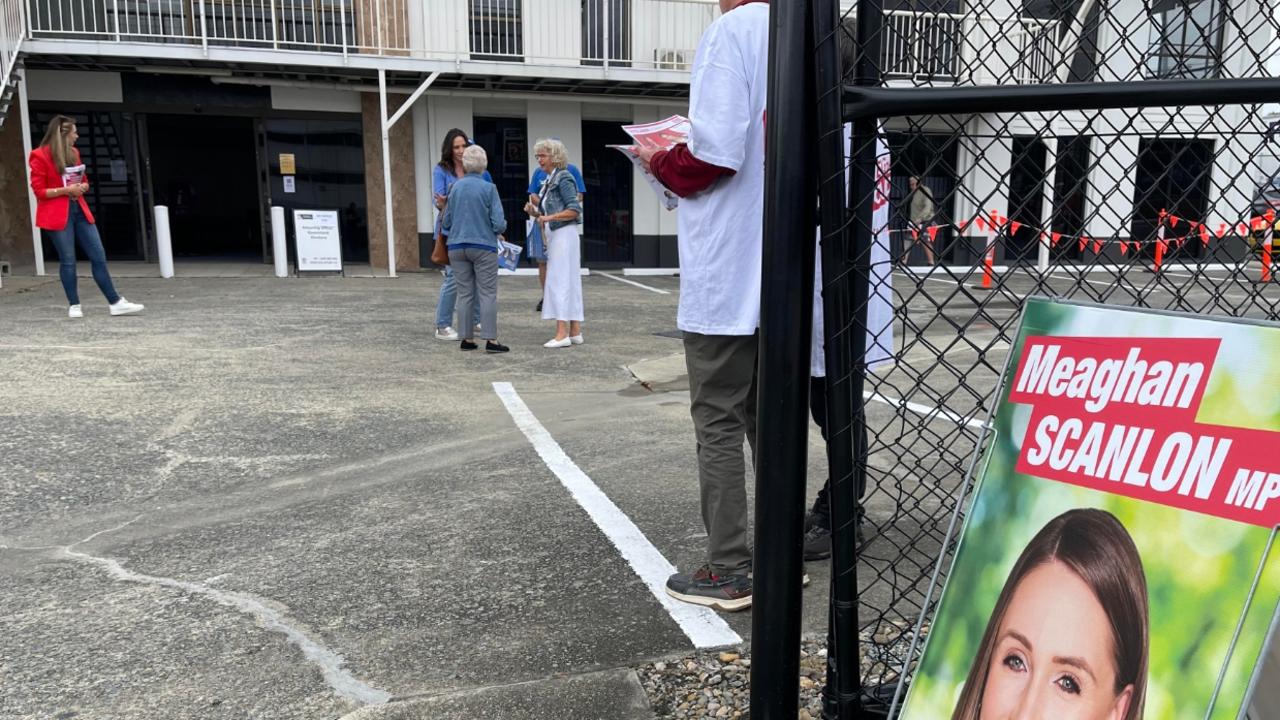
top-left (68, 304), bottom-right (83, 319)
top-left (474, 324), bottom-right (483, 334)
top-left (109, 298), bottom-right (144, 316)
top-left (435, 326), bottom-right (459, 341)
top-left (544, 337), bottom-right (572, 348)
top-left (569, 334), bottom-right (584, 345)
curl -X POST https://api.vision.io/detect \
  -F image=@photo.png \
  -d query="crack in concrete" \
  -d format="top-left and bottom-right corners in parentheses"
top-left (62, 516), bottom-right (392, 707)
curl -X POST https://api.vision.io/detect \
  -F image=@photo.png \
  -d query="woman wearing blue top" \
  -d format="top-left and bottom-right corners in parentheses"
top-left (529, 138), bottom-right (584, 348)
top-left (441, 145), bottom-right (509, 353)
top-left (432, 129), bottom-right (491, 340)
top-left (525, 162), bottom-right (584, 311)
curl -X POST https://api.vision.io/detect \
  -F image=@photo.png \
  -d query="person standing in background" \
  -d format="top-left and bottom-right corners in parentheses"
top-left (529, 139), bottom-right (585, 348)
top-left (526, 158), bottom-right (585, 312)
top-left (29, 114), bottom-right (144, 318)
top-left (905, 175), bottom-right (936, 265)
top-left (433, 128), bottom-right (490, 340)
top-left (635, 0), bottom-right (770, 612)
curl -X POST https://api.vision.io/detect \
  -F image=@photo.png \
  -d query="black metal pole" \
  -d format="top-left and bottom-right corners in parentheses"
top-left (826, 0), bottom-right (883, 716)
top-left (751, 0), bottom-right (817, 716)
top-left (843, 75), bottom-right (1280, 121)
top-left (811, 0), bottom-right (862, 717)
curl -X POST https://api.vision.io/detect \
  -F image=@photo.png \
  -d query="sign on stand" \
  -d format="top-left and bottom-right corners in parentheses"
top-left (899, 298), bottom-right (1280, 720)
top-left (293, 210), bottom-right (343, 274)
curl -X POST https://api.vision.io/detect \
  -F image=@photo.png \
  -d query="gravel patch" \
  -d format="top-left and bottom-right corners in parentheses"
top-left (637, 625), bottom-right (922, 719)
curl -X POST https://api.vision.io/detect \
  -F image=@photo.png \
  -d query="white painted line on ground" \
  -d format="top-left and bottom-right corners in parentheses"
top-left (597, 271), bottom-right (671, 295)
top-left (500, 268), bottom-right (590, 276)
top-left (864, 390), bottom-right (988, 430)
top-left (623, 268), bottom-right (680, 276)
top-left (493, 382), bottom-right (741, 649)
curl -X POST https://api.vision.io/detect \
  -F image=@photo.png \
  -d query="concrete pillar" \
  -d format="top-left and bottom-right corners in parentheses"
top-left (629, 104), bottom-right (687, 267)
top-left (0, 90), bottom-right (35, 272)
top-left (1085, 129), bottom-right (1138, 240)
top-left (363, 92), bottom-right (420, 271)
top-left (953, 115), bottom-right (1013, 261)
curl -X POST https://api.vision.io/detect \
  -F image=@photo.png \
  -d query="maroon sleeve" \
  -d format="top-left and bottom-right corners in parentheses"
top-left (649, 143), bottom-right (736, 198)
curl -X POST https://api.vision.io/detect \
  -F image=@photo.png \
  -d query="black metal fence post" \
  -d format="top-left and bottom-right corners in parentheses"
top-left (751, 0), bottom-right (818, 716)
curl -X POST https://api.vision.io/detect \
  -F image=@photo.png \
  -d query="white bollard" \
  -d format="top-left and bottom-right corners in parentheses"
top-left (271, 206), bottom-right (288, 278)
top-left (154, 205), bottom-right (174, 279)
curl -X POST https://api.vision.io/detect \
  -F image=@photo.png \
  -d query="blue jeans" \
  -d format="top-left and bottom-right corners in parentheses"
top-left (48, 202), bottom-right (120, 306)
top-left (435, 265), bottom-right (481, 329)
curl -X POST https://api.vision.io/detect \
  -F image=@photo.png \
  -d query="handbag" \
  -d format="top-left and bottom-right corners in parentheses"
top-left (431, 234), bottom-right (450, 266)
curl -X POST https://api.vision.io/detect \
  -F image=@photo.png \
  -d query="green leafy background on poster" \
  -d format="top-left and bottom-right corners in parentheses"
top-left (901, 300), bottom-right (1280, 719)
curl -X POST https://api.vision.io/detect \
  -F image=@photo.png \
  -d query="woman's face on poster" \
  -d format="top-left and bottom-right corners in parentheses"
top-left (979, 561), bottom-right (1134, 720)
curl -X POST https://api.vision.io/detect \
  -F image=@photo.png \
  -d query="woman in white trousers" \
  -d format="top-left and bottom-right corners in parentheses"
top-left (527, 138), bottom-right (584, 348)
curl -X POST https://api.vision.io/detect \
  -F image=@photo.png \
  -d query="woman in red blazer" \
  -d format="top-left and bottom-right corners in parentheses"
top-left (30, 114), bottom-right (143, 318)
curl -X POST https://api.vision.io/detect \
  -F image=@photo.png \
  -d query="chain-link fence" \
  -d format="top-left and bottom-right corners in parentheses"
top-left (781, 0), bottom-right (1280, 716)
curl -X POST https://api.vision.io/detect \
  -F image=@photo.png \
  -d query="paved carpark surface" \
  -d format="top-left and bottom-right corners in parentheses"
top-left (1, 262), bottom-right (1275, 719)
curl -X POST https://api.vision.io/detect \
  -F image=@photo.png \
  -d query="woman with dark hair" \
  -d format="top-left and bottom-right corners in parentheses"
top-left (954, 508), bottom-right (1149, 720)
top-left (432, 128), bottom-right (491, 340)
top-left (29, 114), bottom-right (144, 318)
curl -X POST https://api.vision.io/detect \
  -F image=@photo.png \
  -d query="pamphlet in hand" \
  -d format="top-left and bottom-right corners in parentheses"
top-left (62, 164), bottom-right (86, 187)
top-left (609, 115), bottom-right (690, 211)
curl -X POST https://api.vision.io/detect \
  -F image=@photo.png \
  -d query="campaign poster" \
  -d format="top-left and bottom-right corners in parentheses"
top-left (901, 298), bottom-right (1280, 720)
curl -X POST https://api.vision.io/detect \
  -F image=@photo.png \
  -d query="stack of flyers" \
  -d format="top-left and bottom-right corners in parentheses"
top-left (62, 164), bottom-right (86, 187)
top-left (608, 115), bottom-right (690, 211)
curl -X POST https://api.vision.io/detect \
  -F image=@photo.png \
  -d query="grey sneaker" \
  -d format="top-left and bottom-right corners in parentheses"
top-left (803, 524), bottom-right (832, 561)
top-left (666, 565), bottom-right (752, 612)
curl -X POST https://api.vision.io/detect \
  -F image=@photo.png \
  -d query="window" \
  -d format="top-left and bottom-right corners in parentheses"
top-left (470, 0), bottom-right (523, 61)
top-left (1146, 0), bottom-right (1225, 79)
top-left (582, 0), bottom-right (630, 67)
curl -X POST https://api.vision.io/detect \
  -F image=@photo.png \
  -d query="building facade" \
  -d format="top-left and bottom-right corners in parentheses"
top-left (0, 0), bottom-right (1271, 273)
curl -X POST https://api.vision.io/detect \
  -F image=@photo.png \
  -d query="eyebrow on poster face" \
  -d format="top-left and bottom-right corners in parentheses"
top-left (1000, 629), bottom-right (1099, 684)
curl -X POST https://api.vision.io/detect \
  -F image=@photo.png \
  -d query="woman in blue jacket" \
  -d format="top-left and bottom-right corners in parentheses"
top-left (441, 145), bottom-right (508, 353)
top-left (433, 129), bottom-right (491, 340)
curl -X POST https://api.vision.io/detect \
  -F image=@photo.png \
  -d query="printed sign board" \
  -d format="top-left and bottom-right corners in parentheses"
top-left (293, 210), bottom-right (342, 272)
top-left (901, 298), bottom-right (1280, 720)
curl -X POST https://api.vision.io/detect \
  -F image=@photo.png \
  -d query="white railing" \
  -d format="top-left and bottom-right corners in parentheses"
top-left (2, 0), bottom-right (23, 86)
top-left (26, 0), bottom-right (713, 72)
top-left (24, 1), bottom-right (1059, 84)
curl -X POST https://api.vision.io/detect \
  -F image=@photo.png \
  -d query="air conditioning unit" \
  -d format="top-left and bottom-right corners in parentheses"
top-left (654, 49), bottom-right (688, 70)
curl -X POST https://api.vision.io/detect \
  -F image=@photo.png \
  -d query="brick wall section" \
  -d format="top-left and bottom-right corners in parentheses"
top-left (362, 93), bottom-right (420, 271)
top-left (0, 103), bottom-right (35, 270)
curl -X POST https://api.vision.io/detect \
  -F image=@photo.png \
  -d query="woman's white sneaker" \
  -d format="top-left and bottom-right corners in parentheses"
top-left (435, 326), bottom-right (459, 341)
top-left (109, 298), bottom-right (144, 316)
top-left (68, 304), bottom-right (83, 319)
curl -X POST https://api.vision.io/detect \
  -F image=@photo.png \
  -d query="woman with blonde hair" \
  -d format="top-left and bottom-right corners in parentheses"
top-left (527, 138), bottom-right (584, 348)
top-left (29, 114), bottom-right (144, 318)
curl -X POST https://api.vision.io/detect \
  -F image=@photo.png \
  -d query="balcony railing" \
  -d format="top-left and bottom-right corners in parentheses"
top-left (24, 0), bottom-right (1058, 84)
top-left (2, 0), bottom-right (22, 84)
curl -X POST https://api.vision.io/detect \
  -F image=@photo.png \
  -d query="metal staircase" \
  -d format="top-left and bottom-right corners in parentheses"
top-left (1, 0), bottom-right (25, 130)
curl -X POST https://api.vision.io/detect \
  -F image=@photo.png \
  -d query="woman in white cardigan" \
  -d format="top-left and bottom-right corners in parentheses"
top-left (526, 138), bottom-right (585, 348)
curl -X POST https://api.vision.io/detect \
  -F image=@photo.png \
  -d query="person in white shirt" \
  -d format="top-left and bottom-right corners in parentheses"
top-left (636, 0), bottom-right (769, 612)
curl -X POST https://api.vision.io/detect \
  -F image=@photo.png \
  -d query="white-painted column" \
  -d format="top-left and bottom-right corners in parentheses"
top-left (1084, 129), bottom-right (1138, 239)
top-left (412, 101), bottom-right (434, 239)
top-left (1037, 135), bottom-right (1057, 272)
top-left (379, 69), bottom-right (396, 278)
top-left (154, 205), bottom-right (174, 278)
top-left (271, 206), bottom-right (288, 277)
top-left (18, 69), bottom-right (42, 276)
top-left (527, 100), bottom-right (583, 170)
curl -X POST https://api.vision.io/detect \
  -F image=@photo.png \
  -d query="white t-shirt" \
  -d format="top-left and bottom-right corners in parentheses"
top-left (676, 3), bottom-right (769, 336)
top-left (811, 126), bottom-right (895, 377)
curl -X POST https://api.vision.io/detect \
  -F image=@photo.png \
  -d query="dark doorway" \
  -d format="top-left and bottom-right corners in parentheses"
top-left (1051, 135), bottom-right (1092, 261)
top-left (1007, 136), bottom-right (1048, 263)
top-left (1131, 138), bottom-right (1214, 259)
top-left (262, 117), bottom-right (367, 263)
top-left (147, 114), bottom-right (261, 258)
top-left (31, 109), bottom-right (147, 261)
top-left (581, 120), bottom-right (634, 264)
top-left (886, 130), bottom-right (960, 264)
top-left (473, 116), bottom-right (529, 257)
